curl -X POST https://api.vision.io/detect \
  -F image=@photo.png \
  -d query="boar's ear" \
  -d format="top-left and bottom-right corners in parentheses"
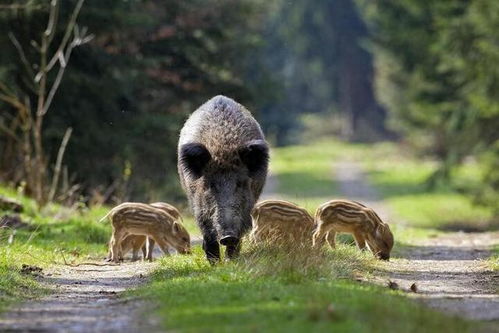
top-left (239, 139), bottom-right (269, 176)
top-left (180, 143), bottom-right (211, 178)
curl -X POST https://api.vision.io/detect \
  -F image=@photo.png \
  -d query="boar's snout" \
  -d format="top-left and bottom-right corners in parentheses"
top-left (219, 235), bottom-right (239, 246)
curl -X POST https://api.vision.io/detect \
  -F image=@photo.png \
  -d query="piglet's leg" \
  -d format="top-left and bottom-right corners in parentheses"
top-left (353, 231), bottom-right (367, 250)
top-left (325, 231), bottom-right (337, 249)
top-left (312, 225), bottom-right (329, 248)
top-left (152, 237), bottom-right (171, 257)
top-left (105, 236), bottom-right (113, 262)
top-left (131, 248), bottom-right (140, 261)
top-left (141, 241), bottom-right (148, 260)
top-left (145, 238), bottom-right (156, 261)
top-left (111, 228), bottom-right (127, 263)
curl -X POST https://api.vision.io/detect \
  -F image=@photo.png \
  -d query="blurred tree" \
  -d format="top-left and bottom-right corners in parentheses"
top-left (358, 0), bottom-right (499, 210)
top-left (256, 0), bottom-right (390, 145)
top-left (0, 0), bottom-right (273, 203)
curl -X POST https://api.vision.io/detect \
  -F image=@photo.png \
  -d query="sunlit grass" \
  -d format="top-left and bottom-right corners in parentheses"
top-left (270, 138), bottom-right (361, 211)
top-left (489, 246), bottom-right (499, 271)
top-left (0, 253), bottom-right (48, 312)
top-left (179, 215), bottom-right (200, 237)
top-left (0, 186), bottom-right (112, 309)
top-left (385, 194), bottom-right (493, 229)
top-left (360, 143), bottom-right (496, 230)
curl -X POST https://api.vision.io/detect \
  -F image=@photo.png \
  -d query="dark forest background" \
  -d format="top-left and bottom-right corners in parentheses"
top-left (0, 0), bottom-right (498, 212)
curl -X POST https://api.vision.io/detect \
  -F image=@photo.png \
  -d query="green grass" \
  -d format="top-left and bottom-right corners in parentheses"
top-left (135, 245), bottom-right (472, 333)
top-left (0, 186), bottom-right (112, 310)
top-left (489, 246), bottom-right (499, 271)
top-left (270, 138), bottom-right (352, 211)
top-left (179, 215), bottom-right (200, 236)
top-left (359, 142), bottom-right (496, 230)
top-left (0, 250), bottom-right (48, 312)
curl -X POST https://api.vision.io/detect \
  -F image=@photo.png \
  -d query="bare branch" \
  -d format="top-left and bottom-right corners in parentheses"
top-left (48, 127), bottom-right (73, 203)
top-left (41, 41), bottom-right (75, 115)
top-left (0, 81), bottom-right (15, 96)
top-left (0, 92), bottom-right (25, 110)
top-left (8, 32), bottom-right (35, 79)
top-left (44, 0), bottom-right (60, 46)
top-left (46, 0), bottom-right (85, 72)
top-left (0, 119), bottom-right (20, 142)
top-left (0, 4), bottom-right (44, 10)
top-left (57, 50), bottom-right (66, 67)
top-left (81, 33), bottom-right (94, 45)
top-left (42, 25), bottom-right (93, 116)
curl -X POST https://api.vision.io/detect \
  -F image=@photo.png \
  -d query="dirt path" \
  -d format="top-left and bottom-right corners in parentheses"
top-left (0, 260), bottom-right (163, 332)
top-left (334, 161), bottom-right (499, 324)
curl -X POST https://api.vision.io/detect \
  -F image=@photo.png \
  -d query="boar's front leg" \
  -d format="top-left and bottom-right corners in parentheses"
top-left (202, 232), bottom-right (220, 264)
top-left (224, 238), bottom-right (241, 260)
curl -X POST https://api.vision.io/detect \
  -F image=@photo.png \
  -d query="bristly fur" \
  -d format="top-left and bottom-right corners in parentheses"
top-left (313, 199), bottom-right (394, 260)
top-left (250, 200), bottom-right (315, 246)
top-left (178, 95), bottom-right (269, 263)
top-left (101, 202), bottom-right (190, 263)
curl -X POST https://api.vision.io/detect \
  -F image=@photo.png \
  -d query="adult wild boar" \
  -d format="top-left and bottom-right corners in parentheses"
top-left (178, 95), bottom-right (269, 263)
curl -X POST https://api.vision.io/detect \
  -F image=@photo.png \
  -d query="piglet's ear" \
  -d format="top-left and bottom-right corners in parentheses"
top-left (239, 139), bottom-right (269, 176)
top-left (180, 143), bottom-right (211, 178)
top-left (172, 221), bottom-right (181, 234)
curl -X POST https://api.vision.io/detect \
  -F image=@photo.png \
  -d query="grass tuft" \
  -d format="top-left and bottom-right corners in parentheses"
top-left (236, 242), bottom-right (374, 284)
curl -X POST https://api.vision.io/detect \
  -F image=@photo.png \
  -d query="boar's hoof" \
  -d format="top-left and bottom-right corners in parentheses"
top-left (219, 235), bottom-right (238, 246)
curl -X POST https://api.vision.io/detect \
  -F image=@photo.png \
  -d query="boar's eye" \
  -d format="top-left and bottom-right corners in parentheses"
top-left (239, 139), bottom-right (269, 176)
top-left (180, 143), bottom-right (211, 178)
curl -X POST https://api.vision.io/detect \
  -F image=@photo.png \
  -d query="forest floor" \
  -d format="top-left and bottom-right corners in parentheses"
top-left (334, 160), bottom-right (499, 327)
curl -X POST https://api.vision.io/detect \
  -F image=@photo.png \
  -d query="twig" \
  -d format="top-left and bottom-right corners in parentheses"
top-left (8, 32), bottom-right (35, 79)
top-left (8, 229), bottom-right (16, 244)
top-left (45, 0), bottom-right (85, 72)
top-left (64, 262), bottom-right (120, 267)
top-left (0, 120), bottom-right (20, 142)
top-left (44, 0), bottom-right (60, 47)
top-left (0, 4), bottom-right (44, 10)
top-left (48, 127), bottom-right (73, 202)
top-left (41, 46), bottom-right (73, 115)
top-left (24, 224), bottom-right (41, 245)
top-left (60, 249), bottom-right (68, 265)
